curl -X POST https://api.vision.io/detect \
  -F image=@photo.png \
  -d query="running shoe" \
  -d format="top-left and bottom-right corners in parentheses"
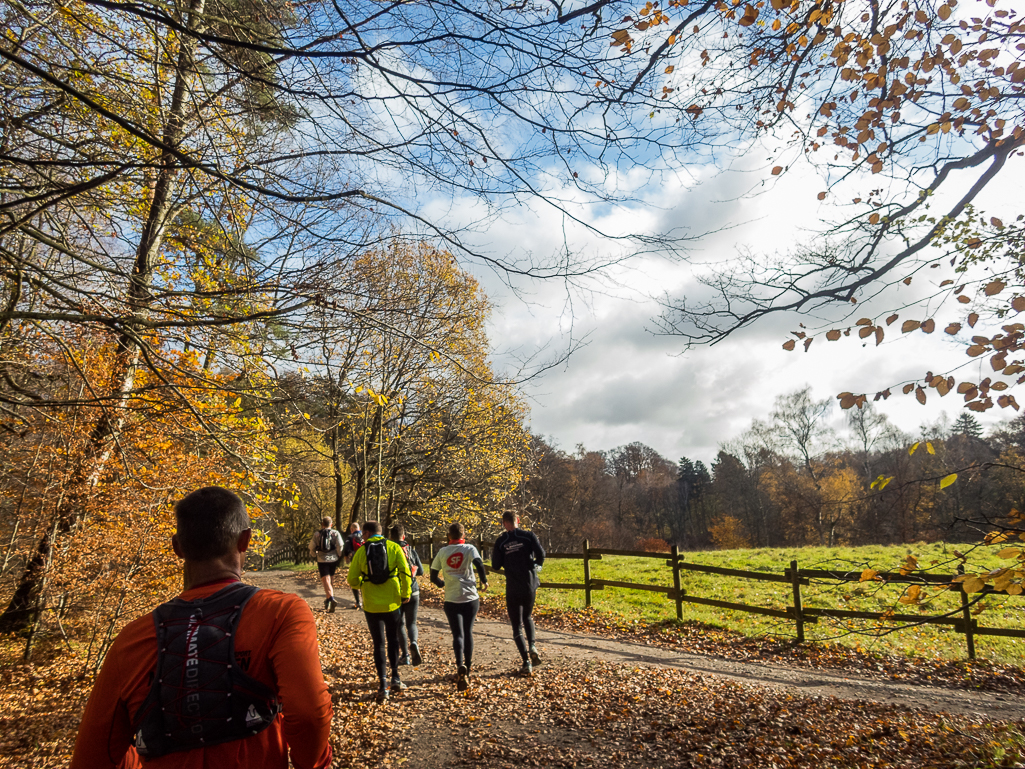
top-left (375, 686), bottom-right (389, 704)
top-left (529, 646), bottom-right (542, 667)
top-left (390, 676), bottom-right (408, 692)
top-left (397, 654), bottom-right (410, 666)
top-left (410, 643), bottom-right (423, 667)
top-left (456, 665), bottom-right (469, 691)
top-left (519, 660), bottom-right (533, 677)
top-left (328, 597), bottom-right (338, 613)
top-left (323, 597), bottom-right (331, 612)
top-left (353, 602), bottom-right (363, 610)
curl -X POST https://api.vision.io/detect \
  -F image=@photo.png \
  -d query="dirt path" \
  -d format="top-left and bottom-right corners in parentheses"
top-left (247, 570), bottom-right (1025, 721)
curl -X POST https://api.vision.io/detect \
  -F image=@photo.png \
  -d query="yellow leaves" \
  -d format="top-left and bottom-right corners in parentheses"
top-left (908, 441), bottom-right (919, 456)
top-left (897, 584), bottom-right (921, 604)
top-left (985, 530), bottom-right (1011, 545)
top-left (997, 547), bottom-right (1023, 560)
top-left (958, 575), bottom-right (986, 593)
top-left (869, 475), bottom-right (893, 491)
top-left (939, 473), bottom-right (958, 490)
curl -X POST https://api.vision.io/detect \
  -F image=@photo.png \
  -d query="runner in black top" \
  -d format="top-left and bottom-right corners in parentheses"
top-left (389, 523), bottom-right (425, 666)
top-left (492, 512), bottom-right (545, 675)
top-left (342, 522), bottom-right (364, 610)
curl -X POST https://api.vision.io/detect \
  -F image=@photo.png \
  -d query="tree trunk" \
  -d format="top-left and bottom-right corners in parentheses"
top-left (348, 403), bottom-right (383, 526)
top-left (0, 0), bottom-right (205, 632)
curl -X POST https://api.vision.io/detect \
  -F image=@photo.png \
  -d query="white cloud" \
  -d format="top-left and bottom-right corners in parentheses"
top-left (472, 149), bottom-right (1025, 466)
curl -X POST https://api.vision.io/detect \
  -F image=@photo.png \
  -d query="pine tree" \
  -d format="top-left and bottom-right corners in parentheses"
top-left (952, 413), bottom-right (984, 439)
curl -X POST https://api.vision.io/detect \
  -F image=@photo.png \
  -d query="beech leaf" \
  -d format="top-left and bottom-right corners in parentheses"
top-left (985, 280), bottom-right (1006, 296)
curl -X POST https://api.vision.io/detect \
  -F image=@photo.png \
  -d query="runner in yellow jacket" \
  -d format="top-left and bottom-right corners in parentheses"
top-left (347, 520), bottom-right (411, 701)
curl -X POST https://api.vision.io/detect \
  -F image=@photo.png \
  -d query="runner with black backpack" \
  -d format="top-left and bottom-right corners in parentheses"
top-left (309, 517), bottom-right (344, 613)
top-left (389, 523), bottom-right (424, 666)
top-left (346, 521), bottom-right (412, 702)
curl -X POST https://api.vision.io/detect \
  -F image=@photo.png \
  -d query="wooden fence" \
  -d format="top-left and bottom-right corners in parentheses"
top-left (482, 540), bottom-right (1025, 660)
top-left (250, 537), bottom-right (1019, 659)
top-left (246, 544), bottom-right (314, 571)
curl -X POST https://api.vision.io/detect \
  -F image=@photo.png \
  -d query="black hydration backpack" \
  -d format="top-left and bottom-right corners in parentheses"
top-left (132, 583), bottom-right (281, 758)
top-left (362, 539), bottom-right (395, 585)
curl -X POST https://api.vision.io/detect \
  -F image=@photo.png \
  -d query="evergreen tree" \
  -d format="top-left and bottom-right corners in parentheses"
top-left (952, 413), bottom-right (984, 439)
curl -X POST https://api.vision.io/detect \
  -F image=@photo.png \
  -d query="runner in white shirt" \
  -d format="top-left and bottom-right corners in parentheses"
top-left (430, 522), bottom-right (488, 691)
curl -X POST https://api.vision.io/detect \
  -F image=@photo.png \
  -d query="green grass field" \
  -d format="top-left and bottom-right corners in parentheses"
top-left (491, 542), bottom-right (1025, 665)
top-left (266, 560), bottom-right (317, 571)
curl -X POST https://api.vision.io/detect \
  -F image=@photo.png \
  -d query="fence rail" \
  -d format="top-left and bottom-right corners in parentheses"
top-left (481, 539), bottom-right (1024, 660)
top-left (253, 537), bottom-right (1022, 659)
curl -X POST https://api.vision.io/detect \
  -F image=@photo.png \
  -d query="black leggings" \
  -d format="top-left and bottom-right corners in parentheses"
top-left (507, 590), bottom-right (537, 659)
top-left (364, 609), bottom-right (401, 683)
top-left (397, 592), bottom-right (419, 655)
top-left (443, 599), bottom-right (479, 669)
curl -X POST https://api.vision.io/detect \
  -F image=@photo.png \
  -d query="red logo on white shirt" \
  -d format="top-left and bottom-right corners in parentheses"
top-left (447, 552), bottom-right (464, 569)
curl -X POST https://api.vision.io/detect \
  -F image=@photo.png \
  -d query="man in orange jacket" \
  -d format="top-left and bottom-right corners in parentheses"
top-left (71, 486), bottom-right (333, 769)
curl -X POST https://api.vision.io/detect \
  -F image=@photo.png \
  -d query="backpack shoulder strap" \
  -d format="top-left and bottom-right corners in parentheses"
top-left (133, 583), bottom-right (280, 759)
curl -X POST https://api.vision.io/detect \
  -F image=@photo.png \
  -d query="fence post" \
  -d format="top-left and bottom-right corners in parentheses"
top-left (790, 559), bottom-right (805, 643)
top-left (583, 539), bottom-right (592, 609)
top-left (958, 564), bottom-right (976, 660)
top-left (671, 544), bottom-right (683, 621)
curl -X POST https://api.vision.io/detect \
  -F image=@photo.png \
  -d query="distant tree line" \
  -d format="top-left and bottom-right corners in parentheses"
top-left (517, 389), bottom-right (1025, 553)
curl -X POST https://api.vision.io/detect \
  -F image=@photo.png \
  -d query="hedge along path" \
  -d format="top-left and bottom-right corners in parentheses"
top-left (245, 569), bottom-right (1025, 726)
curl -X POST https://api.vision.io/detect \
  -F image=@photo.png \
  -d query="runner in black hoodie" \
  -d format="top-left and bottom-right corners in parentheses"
top-left (492, 512), bottom-right (545, 675)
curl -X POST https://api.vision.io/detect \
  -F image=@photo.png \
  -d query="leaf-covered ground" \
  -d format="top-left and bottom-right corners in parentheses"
top-left (316, 609), bottom-right (1024, 769)
top-left (1, 568), bottom-right (1023, 768)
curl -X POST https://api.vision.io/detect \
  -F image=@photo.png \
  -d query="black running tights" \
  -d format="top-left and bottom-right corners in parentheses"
top-left (397, 592), bottom-right (420, 655)
top-left (442, 599), bottom-right (479, 669)
top-left (364, 608), bottom-right (401, 684)
top-left (506, 590), bottom-right (536, 660)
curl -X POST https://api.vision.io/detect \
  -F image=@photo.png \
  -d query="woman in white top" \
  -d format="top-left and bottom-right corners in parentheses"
top-left (430, 522), bottom-right (488, 691)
